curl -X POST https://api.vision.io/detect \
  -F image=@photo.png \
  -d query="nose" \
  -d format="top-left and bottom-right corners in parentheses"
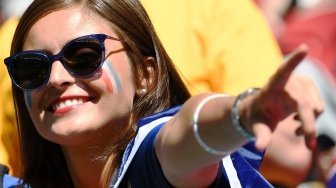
top-left (48, 61), bottom-right (76, 90)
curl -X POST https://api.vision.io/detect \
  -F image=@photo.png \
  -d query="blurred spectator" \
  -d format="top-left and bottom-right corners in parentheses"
top-left (271, 0), bottom-right (336, 152)
top-left (141, 0), bottom-right (282, 95)
top-left (295, 58), bottom-right (336, 187)
top-left (0, 0), bottom-right (33, 176)
top-left (0, 3), bottom-right (3, 25)
top-left (0, 17), bottom-right (20, 177)
top-left (257, 0), bottom-right (336, 187)
top-left (0, 0), bottom-right (33, 21)
top-left (255, 0), bottom-right (292, 39)
top-left (281, 4), bottom-right (336, 80)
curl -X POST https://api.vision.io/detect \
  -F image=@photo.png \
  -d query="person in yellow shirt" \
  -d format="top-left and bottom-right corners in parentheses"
top-left (0, 0), bottom-right (33, 176)
top-left (141, 0), bottom-right (282, 95)
top-left (0, 18), bottom-right (20, 176)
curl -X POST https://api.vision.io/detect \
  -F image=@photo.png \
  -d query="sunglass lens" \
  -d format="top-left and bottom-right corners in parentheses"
top-left (63, 38), bottom-right (103, 77)
top-left (9, 54), bottom-right (50, 90)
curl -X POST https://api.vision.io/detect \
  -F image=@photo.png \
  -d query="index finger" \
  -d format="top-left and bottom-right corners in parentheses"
top-left (268, 44), bottom-right (308, 90)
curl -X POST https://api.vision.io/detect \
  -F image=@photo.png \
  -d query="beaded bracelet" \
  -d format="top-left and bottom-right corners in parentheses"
top-left (192, 94), bottom-right (229, 156)
top-left (231, 88), bottom-right (260, 141)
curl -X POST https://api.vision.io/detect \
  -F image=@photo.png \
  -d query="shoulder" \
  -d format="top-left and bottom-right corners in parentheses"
top-left (110, 106), bottom-right (182, 187)
top-left (3, 174), bottom-right (27, 188)
top-left (137, 106), bottom-right (181, 127)
top-left (0, 164), bottom-right (27, 188)
top-left (135, 106), bottom-right (182, 152)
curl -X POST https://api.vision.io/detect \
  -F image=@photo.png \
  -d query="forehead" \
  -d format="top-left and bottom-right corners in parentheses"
top-left (23, 6), bottom-right (113, 51)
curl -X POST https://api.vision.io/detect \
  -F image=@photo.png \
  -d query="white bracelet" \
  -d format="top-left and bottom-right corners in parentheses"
top-left (231, 88), bottom-right (259, 141)
top-left (192, 94), bottom-right (229, 156)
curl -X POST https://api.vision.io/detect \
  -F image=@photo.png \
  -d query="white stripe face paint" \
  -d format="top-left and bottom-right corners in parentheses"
top-left (102, 60), bottom-right (122, 93)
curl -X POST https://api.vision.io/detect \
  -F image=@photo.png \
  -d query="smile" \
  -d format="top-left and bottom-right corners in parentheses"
top-left (52, 98), bottom-right (86, 111)
top-left (48, 96), bottom-right (92, 113)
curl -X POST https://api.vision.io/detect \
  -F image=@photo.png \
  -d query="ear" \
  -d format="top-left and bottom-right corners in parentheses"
top-left (136, 56), bottom-right (155, 96)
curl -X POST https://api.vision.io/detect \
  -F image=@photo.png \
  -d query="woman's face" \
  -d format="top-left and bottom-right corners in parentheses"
top-left (23, 7), bottom-right (137, 146)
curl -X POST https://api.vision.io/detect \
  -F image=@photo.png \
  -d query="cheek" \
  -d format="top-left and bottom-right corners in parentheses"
top-left (23, 91), bottom-right (42, 126)
top-left (102, 60), bottom-right (122, 93)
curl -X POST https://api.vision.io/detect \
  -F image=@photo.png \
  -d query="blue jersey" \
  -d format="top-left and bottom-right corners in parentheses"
top-left (3, 174), bottom-right (27, 188)
top-left (328, 168), bottom-right (336, 188)
top-left (110, 106), bottom-right (274, 187)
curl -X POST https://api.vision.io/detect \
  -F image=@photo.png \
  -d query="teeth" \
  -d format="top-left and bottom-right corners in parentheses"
top-left (53, 98), bottom-right (85, 111)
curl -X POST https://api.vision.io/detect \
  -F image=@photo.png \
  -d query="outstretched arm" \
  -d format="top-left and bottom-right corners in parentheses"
top-left (155, 45), bottom-right (323, 187)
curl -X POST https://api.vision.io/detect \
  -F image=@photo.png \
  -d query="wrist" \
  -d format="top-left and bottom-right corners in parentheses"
top-left (231, 88), bottom-right (260, 141)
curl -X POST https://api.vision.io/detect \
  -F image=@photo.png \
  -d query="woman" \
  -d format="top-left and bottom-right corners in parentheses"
top-left (3, 0), bottom-right (322, 187)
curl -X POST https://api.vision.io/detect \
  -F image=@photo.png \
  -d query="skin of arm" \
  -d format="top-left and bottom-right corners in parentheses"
top-left (156, 94), bottom-right (244, 187)
top-left (155, 46), bottom-right (323, 187)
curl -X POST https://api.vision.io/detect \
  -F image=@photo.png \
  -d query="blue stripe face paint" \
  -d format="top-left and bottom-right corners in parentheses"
top-left (24, 91), bottom-right (33, 109)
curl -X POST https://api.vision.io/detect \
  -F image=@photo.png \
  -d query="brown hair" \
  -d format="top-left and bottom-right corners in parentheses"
top-left (11, 0), bottom-right (190, 187)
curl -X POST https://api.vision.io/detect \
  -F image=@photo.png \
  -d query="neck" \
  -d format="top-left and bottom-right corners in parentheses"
top-left (62, 144), bottom-right (110, 188)
top-left (61, 131), bottom-right (134, 187)
top-left (61, 120), bottom-right (135, 187)
top-left (61, 130), bottom-right (129, 188)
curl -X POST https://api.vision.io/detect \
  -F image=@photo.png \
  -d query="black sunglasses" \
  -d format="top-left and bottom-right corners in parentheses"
top-left (4, 34), bottom-right (123, 91)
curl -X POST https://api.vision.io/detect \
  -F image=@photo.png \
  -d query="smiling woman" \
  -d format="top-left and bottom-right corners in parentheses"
top-left (2, 0), bottom-right (323, 188)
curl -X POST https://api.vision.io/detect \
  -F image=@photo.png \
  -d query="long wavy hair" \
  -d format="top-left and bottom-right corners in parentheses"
top-left (10, 0), bottom-right (190, 187)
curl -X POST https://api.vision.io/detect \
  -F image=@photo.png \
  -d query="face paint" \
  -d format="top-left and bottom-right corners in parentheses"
top-left (24, 91), bottom-right (33, 109)
top-left (102, 69), bottom-right (113, 93)
top-left (102, 60), bottom-right (122, 93)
